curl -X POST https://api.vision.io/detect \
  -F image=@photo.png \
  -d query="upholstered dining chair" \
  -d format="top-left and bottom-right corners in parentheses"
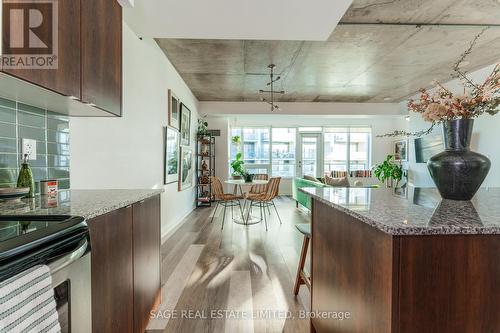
top-left (247, 177), bottom-right (282, 230)
top-left (210, 176), bottom-right (244, 230)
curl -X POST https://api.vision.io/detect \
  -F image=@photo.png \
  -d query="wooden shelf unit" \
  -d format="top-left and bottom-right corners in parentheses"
top-left (196, 135), bottom-right (216, 207)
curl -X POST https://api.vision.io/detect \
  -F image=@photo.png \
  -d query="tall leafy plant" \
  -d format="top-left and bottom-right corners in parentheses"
top-left (373, 155), bottom-right (403, 187)
top-left (230, 152), bottom-right (245, 176)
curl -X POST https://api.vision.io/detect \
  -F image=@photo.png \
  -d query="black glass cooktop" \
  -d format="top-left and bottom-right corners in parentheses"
top-left (0, 215), bottom-right (88, 280)
top-left (0, 219), bottom-right (60, 242)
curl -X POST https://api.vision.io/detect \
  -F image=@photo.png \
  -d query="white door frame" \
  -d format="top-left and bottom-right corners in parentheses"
top-left (297, 132), bottom-right (323, 178)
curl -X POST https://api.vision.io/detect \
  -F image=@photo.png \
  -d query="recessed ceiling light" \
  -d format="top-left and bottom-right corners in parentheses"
top-left (383, 97), bottom-right (392, 101)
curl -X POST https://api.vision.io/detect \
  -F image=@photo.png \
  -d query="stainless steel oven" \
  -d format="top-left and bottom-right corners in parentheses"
top-left (50, 238), bottom-right (91, 333)
top-left (0, 215), bottom-right (91, 333)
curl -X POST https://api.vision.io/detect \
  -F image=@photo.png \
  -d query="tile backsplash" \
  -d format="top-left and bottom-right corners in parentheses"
top-left (0, 97), bottom-right (70, 193)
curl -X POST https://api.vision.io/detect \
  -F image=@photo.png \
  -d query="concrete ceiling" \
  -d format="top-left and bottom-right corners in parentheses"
top-left (124, 0), bottom-right (352, 40)
top-left (155, 0), bottom-right (500, 103)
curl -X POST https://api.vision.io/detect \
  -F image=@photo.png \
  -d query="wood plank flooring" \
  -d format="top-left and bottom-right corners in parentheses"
top-left (147, 196), bottom-right (311, 333)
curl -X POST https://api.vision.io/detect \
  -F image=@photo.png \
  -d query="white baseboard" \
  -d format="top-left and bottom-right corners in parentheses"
top-left (161, 208), bottom-right (195, 244)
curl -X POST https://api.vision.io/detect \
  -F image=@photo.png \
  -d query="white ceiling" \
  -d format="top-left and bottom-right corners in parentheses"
top-left (123, 0), bottom-right (353, 41)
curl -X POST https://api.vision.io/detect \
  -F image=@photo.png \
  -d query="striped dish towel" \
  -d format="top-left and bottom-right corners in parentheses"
top-left (0, 265), bottom-right (61, 333)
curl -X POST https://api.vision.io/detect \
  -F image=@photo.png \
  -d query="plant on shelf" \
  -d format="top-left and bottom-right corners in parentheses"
top-left (197, 116), bottom-right (209, 137)
top-left (373, 155), bottom-right (403, 188)
top-left (232, 135), bottom-right (241, 149)
top-left (230, 152), bottom-right (245, 179)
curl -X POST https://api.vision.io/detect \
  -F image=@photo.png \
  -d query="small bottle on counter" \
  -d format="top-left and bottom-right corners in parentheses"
top-left (40, 179), bottom-right (58, 195)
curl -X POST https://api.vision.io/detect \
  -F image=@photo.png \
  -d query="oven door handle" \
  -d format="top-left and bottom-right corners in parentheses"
top-left (48, 238), bottom-right (88, 274)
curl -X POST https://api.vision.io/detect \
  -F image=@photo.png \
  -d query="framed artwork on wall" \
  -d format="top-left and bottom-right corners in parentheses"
top-left (179, 146), bottom-right (194, 191)
top-left (164, 126), bottom-right (179, 184)
top-left (180, 103), bottom-right (191, 146)
top-left (168, 89), bottom-right (180, 130)
top-left (394, 139), bottom-right (408, 161)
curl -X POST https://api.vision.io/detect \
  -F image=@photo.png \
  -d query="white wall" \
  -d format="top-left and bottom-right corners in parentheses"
top-left (405, 64), bottom-right (500, 187)
top-left (201, 111), bottom-right (406, 194)
top-left (70, 22), bottom-right (199, 238)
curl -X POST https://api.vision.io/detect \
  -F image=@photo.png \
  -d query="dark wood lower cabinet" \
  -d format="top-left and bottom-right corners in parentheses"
top-left (88, 194), bottom-right (161, 333)
top-left (133, 196), bottom-right (161, 333)
top-left (311, 199), bottom-right (500, 333)
top-left (89, 205), bottom-right (134, 333)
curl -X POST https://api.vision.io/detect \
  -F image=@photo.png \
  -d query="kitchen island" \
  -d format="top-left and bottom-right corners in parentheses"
top-left (301, 187), bottom-right (500, 333)
top-left (0, 189), bottom-right (163, 333)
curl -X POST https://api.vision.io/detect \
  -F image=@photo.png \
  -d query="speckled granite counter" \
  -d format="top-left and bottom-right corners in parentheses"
top-left (300, 186), bottom-right (500, 235)
top-left (0, 189), bottom-right (164, 219)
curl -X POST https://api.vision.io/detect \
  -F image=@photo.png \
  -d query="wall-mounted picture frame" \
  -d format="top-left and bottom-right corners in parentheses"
top-left (164, 126), bottom-right (179, 184)
top-left (179, 146), bottom-right (194, 191)
top-left (168, 89), bottom-right (180, 130)
top-left (180, 103), bottom-right (191, 146)
top-left (394, 139), bottom-right (408, 162)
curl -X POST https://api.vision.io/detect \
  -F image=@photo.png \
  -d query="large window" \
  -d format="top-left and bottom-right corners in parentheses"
top-left (230, 126), bottom-right (371, 178)
top-left (230, 127), bottom-right (271, 175)
top-left (272, 128), bottom-right (296, 177)
top-left (349, 128), bottom-right (371, 171)
top-left (242, 128), bottom-right (270, 164)
top-left (324, 128), bottom-right (348, 172)
top-left (324, 127), bottom-right (371, 174)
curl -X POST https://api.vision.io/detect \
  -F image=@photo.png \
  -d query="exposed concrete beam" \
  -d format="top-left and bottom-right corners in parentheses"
top-left (338, 22), bottom-right (500, 28)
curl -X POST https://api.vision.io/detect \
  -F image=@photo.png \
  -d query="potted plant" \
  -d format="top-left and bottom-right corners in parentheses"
top-left (230, 152), bottom-right (245, 179)
top-left (197, 116), bottom-right (210, 138)
top-left (379, 32), bottom-right (499, 200)
top-left (242, 171), bottom-right (254, 183)
top-left (373, 155), bottom-right (403, 188)
top-left (232, 135), bottom-right (241, 147)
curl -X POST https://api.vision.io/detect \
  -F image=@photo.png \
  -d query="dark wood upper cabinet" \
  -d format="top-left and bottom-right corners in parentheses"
top-left (132, 196), bottom-right (161, 333)
top-left (88, 206), bottom-right (134, 333)
top-left (1, 0), bottom-right (81, 98)
top-left (81, 0), bottom-right (122, 116)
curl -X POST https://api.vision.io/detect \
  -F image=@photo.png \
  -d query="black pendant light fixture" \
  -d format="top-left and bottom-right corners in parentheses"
top-left (259, 64), bottom-right (285, 111)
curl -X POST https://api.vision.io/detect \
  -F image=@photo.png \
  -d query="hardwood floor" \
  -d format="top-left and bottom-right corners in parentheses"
top-left (146, 196), bottom-right (311, 333)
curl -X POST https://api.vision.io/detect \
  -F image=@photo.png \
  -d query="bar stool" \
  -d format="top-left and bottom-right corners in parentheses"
top-left (293, 223), bottom-right (311, 295)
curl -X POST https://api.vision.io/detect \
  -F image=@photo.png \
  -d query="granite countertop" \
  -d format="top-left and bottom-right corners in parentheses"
top-left (300, 186), bottom-right (500, 236)
top-left (0, 189), bottom-right (164, 220)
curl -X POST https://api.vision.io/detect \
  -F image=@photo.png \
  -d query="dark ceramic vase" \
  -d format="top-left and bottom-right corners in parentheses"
top-left (427, 119), bottom-right (491, 201)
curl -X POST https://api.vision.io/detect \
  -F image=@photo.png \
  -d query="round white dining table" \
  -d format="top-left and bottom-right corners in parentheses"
top-left (224, 179), bottom-right (269, 225)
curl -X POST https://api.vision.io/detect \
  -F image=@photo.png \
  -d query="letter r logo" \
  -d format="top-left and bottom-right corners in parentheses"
top-left (3, 0), bottom-right (56, 55)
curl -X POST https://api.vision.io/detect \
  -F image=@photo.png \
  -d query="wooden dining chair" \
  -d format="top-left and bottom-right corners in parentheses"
top-left (249, 173), bottom-right (268, 195)
top-left (247, 177), bottom-right (282, 230)
top-left (210, 176), bottom-right (244, 230)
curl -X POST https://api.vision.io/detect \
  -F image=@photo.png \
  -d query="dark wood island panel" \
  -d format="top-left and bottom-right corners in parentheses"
top-left (398, 234), bottom-right (500, 333)
top-left (312, 199), bottom-right (397, 333)
top-left (311, 199), bottom-right (500, 333)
